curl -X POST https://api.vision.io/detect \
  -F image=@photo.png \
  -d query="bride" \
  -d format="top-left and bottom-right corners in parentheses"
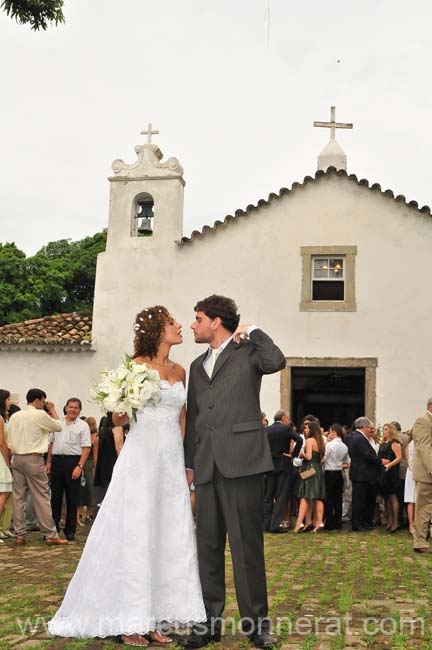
top-left (49, 306), bottom-right (206, 646)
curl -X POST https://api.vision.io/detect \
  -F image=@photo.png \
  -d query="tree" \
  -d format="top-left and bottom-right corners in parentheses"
top-left (33, 230), bottom-right (107, 315)
top-left (0, 231), bottom-right (107, 325)
top-left (1, 0), bottom-right (64, 31)
top-left (0, 242), bottom-right (39, 324)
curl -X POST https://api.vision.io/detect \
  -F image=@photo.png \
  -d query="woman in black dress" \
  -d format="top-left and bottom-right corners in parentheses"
top-left (378, 423), bottom-right (402, 532)
top-left (93, 413), bottom-right (127, 515)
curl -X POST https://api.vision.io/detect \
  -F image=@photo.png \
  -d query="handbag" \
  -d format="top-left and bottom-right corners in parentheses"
top-left (299, 466), bottom-right (316, 480)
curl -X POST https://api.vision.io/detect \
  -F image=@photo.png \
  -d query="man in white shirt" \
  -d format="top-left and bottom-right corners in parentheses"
top-left (47, 397), bottom-right (91, 541)
top-left (8, 388), bottom-right (67, 545)
top-left (323, 424), bottom-right (350, 530)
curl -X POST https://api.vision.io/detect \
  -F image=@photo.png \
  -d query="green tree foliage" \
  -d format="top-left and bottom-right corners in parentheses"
top-left (1, 0), bottom-right (64, 31)
top-left (0, 231), bottom-right (107, 325)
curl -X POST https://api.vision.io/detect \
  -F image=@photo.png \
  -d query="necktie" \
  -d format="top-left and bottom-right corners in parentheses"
top-left (209, 348), bottom-right (220, 377)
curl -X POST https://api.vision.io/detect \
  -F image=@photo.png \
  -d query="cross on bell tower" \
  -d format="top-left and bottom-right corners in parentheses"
top-left (141, 123), bottom-right (159, 144)
top-left (313, 106), bottom-right (353, 172)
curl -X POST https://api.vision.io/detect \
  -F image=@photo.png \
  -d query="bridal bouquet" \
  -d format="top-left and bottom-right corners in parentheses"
top-left (91, 354), bottom-right (162, 421)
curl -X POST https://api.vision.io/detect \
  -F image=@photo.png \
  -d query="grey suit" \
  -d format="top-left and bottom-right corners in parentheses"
top-left (185, 328), bottom-right (286, 634)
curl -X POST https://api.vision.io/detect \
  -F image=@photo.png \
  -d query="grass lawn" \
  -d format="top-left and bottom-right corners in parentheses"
top-left (0, 525), bottom-right (431, 650)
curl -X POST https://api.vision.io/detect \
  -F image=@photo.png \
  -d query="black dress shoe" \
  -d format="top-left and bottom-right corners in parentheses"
top-left (65, 535), bottom-right (75, 541)
top-left (352, 526), bottom-right (371, 532)
top-left (270, 528), bottom-right (289, 534)
top-left (178, 631), bottom-right (221, 648)
top-left (248, 631), bottom-right (277, 649)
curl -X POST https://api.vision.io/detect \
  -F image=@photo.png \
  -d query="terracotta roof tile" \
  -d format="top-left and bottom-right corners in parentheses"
top-left (176, 167), bottom-right (432, 245)
top-left (0, 312), bottom-right (92, 346)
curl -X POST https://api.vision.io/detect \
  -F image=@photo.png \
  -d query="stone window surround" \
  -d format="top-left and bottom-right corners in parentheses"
top-left (280, 356), bottom-right (377, 424)
top-left (300, 245), bottom-right (357, 312)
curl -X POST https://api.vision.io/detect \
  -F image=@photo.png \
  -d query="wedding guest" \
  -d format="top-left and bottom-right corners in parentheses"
top-left (0, 389), bottom-right (13, 544)
top-left (323, 423), bottom-right (350, 530)
top-left (368, 424), bottom-right (380, 454)
top-left (263, 410), bottom-right (302, 533)
top-left (0, 401), bottom-right (20, 540)
top-left (285, 425), bottom-right (306, 528)
top-left (411, 397), bottom-right (432, 554)
top-left (261, 412), bottom-right (269, 427)
top-left (93, 413), bottom-right (126, 514)
top-left (392, 421), bottom-right (409, 527)
top-left (349, 417), bottom-right (387, 532)
top-left (293, 415), bottom-right (321, 531)
top-left (404, 433), bottom-right (416, 535)
top-left (8, 389), bottom-right (67, 545)
top-left (293, 420), bottom-right (326, 533)
top-left (378, 423), bottom-right (402, 532)
top-left (47, 398), bottom-right (91, 541)
top-left (78, 416), bottom-right (98, 525)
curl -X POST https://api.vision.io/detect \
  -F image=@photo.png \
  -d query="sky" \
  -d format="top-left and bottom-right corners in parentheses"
top-left (1, 0), bottom-right (432, 254)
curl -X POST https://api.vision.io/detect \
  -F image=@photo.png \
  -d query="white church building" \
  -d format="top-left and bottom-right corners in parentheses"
top-left (1, 110), bottom-right (431, 430)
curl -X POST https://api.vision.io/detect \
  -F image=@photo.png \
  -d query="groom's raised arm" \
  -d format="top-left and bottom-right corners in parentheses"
top-left (247, 328), bottom-right (286, 375)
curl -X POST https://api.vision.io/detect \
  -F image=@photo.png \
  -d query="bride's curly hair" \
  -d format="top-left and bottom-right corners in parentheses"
top-left (133, 306), bottom-right (171, 359)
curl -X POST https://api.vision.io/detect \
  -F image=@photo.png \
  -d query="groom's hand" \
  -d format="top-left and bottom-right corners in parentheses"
top-left (233, 323), bottom-right (252, 343)
top-left (186, 468), bottom-right (194, 487)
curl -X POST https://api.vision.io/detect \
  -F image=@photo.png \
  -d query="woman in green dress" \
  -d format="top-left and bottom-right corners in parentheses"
top-left (0, 389), bottom-right (13, 543)
top-left (293, 420), bottom-right (326, 533)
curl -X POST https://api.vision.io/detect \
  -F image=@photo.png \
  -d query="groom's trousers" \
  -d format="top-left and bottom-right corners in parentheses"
top-left (195, 467), bottom-right (269, 635)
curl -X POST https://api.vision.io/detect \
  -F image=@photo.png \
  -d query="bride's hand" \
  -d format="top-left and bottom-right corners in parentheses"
top-left (113, 412), bottom-right (129, 427)
top-left (186, 468), bottom-right (194, 487)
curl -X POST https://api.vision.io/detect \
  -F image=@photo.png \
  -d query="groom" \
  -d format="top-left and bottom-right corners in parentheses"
top-left (183, 295), bottom-right (286, 650)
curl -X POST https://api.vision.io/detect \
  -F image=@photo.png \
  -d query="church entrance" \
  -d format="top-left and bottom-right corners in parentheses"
top-left (291, 367), bottom-right (365, 430)
top-left (280, 358), bottom-right (377, 431)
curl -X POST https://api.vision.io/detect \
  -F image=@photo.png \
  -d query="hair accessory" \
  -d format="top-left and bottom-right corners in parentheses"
top-left (139, 317), bottom-right (144, 322)
top-left (133, 323), bottom-right (140, 331)
top-left (144, 308), bottom-right (149, 312)
top-left (148, 315), bottom-right (152, 319)
top-left (140, 330), bottom-right (146, 334)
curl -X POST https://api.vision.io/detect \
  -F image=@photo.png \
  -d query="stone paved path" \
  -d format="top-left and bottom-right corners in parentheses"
top-left (0, 526), bottom-right (431, 650)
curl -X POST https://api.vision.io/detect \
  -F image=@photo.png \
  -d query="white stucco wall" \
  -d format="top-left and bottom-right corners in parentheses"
top-left (1, 170), bottom-right (431, 429)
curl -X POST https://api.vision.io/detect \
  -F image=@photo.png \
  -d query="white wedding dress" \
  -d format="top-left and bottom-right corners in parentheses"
top-left (49, 381), bottom-right (206, 638)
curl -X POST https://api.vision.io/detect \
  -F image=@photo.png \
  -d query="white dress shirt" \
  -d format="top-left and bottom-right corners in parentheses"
top-left (49, 418), bottom-right (91, 456)
top-left (323, 437), bottom-right (350, 471)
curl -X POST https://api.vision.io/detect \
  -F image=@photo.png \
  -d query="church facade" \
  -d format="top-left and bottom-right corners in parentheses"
top-left (1, 118), bottom-right (431, 430)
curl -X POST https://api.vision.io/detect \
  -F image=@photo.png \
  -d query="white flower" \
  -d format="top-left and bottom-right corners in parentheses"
top-left (91, 354), bottom-right (163, 421)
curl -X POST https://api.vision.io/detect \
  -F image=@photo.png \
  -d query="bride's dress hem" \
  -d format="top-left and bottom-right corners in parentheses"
top-left (48, 615), bottom-right (208, 639)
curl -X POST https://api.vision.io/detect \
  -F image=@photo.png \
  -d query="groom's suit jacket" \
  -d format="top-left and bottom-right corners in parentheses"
top-left (184, 328), bottom-right (286, 485)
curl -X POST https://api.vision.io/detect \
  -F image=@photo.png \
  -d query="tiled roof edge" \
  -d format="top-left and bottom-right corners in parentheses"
top-left (176, 167), bottom-right (431, 245)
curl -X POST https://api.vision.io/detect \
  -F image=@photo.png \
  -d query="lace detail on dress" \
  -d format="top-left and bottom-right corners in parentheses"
top-left (48, 382), bottom-right (206, 638)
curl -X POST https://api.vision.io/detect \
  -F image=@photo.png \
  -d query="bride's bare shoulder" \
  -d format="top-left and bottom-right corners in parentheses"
top-left (173, 363), bottom-right (186, 382)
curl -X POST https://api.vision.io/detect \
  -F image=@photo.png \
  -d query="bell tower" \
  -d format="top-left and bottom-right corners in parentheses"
top-left (105, 125), bottom-right (185, 250)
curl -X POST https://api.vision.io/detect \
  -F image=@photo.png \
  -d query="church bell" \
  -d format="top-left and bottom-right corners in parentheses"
top-left (136, 201), bottom-right (154, 236)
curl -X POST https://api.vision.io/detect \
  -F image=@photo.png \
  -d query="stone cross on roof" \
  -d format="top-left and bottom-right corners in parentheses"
top-left (141, 123), bottom-right (159, 144)
top-left (314, 107), bottom-right (353, 172)
top-left (314, 106), bottom-right (352, 140)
